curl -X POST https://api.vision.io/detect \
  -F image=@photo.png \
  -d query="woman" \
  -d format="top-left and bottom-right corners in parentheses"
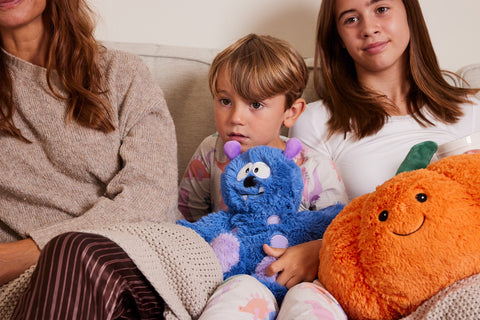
top-left (0, 0), bottom-right (221, 319)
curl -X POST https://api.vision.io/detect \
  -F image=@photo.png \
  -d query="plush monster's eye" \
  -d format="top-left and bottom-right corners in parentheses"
top-left (252, 162), bottom-right (271, 179)
top-left (237, 163), bottom-right (253, 181)
top-left (379, 210), bottom-right (388, 222)
top-left (416, 193), bottom-right (427, 203)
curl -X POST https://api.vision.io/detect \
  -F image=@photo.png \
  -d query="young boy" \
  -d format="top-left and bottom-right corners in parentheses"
top-left (179, 34), bottom-right (347, 319)
top-left (179, 33), bottom-right (347, 222)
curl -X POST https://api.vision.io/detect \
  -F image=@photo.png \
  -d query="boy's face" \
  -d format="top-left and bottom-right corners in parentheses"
top-left (213, 71), bottom-right (289, 153)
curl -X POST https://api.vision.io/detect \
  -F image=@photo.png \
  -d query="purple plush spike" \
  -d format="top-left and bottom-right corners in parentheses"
top-left (224, 140), bottom-right (242, 160)
top-left (283, 138), bottom-right (302, 160)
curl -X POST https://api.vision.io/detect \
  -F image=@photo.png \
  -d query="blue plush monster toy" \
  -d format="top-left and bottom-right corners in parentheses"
top-left (177, 138), bottom-right (344, 302)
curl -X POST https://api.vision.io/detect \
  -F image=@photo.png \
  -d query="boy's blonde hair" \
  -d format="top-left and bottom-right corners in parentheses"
top-left (208, 34), bottom-right (308, 110)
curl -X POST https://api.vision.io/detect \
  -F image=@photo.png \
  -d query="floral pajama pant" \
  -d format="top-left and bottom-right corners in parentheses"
top-left (199, 274), bottom-right (347, 320)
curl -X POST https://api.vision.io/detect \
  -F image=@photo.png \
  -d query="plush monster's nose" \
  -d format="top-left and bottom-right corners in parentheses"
top-left (244, 176), bottom-right (256, 188)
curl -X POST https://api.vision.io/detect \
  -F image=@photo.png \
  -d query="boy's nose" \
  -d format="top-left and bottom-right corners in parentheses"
top-left (230, 105), bottom-right (246, 124)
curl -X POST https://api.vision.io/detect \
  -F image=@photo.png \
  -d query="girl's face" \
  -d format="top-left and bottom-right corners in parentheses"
top-left (0, 0), bottom-right (46, 32)
top-left (213, 70), bottom-right (289, 153)
top-left (334, 0), bottom-right (410, 76)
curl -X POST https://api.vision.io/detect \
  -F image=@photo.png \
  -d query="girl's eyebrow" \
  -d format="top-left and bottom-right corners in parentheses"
top-left (337, 8), bottom-right (356, 22)
top-left (337, 0), bottom-right (386, 22)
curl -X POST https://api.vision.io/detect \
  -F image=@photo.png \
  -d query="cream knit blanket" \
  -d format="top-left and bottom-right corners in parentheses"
top-left (86, 222), bottom-right (224, 320)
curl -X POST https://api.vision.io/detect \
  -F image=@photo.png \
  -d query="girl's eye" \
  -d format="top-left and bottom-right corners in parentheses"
top-left (220, 99), bottom-right (231, 106)
top-left (250, 102), bottom-right (264, 110)
top-left (376, 6), bottom-right (388, 14)
top-left (344, 16), bottom-right (358, 25)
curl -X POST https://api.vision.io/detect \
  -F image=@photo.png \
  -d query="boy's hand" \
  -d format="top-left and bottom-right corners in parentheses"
top-left (263, 239), bottom-right (322, 289)
top-left (0, 238), bottom-right (40, 285)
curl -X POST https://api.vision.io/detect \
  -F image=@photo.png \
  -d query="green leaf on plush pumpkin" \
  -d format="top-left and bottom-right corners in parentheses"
top-left (396, 141), bottom-right (438, 174)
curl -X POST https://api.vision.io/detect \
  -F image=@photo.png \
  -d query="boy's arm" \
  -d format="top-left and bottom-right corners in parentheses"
top-left (178, 136), bottom-right (217, 222)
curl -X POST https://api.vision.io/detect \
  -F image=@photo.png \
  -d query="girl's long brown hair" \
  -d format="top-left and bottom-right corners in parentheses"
top-left (0, 0), bottom-right (114, 142)
top-left (315, 0), bottom-right (479, 139)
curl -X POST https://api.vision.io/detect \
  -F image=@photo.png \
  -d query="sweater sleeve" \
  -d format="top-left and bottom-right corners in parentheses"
top-left (29, 52), bottom-right (180, 248)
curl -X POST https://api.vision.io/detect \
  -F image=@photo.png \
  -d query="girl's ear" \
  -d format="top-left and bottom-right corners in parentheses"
top-left (283, 98), bottom-right (306, 128)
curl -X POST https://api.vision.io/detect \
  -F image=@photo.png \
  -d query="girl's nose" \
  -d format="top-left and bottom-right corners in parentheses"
top-left (361, 17), bottom-right (380, 38)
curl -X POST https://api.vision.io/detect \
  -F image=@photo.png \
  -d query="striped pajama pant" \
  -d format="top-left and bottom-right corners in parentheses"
top-left (12, 232), bottom-right (164, 320)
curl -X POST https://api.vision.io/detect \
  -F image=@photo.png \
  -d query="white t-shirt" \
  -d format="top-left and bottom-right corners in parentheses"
top-left (290, 97), bottom-right (480, 201)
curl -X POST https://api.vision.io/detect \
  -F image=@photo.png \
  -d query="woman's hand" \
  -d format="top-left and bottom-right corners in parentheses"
top-left (0, 238), bottom-right (40, 285)
top-left (263, 239), bottom-right (322, 289)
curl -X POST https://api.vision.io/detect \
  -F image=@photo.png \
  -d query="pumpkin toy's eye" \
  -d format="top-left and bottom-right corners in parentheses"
top-left (416, 193), bottom-right (427, 203)
top-left (379, 210), bottom-right (388, 222)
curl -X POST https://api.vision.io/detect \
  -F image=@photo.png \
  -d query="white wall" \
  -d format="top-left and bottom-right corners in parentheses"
top-left (91, 0), bottom-right (479, 72)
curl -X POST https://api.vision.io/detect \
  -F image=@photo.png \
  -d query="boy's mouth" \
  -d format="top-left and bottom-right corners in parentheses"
top-left (228, 133), bottom-right (247, 142)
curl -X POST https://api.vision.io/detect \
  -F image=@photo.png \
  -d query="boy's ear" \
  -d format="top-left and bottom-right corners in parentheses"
top-left (283, 98), bottom-right (306, 128)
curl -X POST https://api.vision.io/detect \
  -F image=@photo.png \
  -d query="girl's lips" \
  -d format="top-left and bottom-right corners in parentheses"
top-left (0, 0), bottom-right (22, 10)
top-left (363, 41), bottom-right (388, 54)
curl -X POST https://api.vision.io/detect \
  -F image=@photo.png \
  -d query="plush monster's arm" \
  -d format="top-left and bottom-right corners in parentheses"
top-left (177, 211), bottom-right (242, 274)
top-left (289, 203), bottom-right (344, 245)
top-left (176, 210), bottom-right (232, 242)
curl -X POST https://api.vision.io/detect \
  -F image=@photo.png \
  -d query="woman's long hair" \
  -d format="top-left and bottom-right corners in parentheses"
top-left (315, 0), bottom-right (479, 139)
top-left (0, 0), bottom-right (114, 141)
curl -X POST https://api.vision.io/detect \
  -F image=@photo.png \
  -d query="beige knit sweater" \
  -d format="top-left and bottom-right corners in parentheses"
top-left (0, 47), bottom-right (180, 248)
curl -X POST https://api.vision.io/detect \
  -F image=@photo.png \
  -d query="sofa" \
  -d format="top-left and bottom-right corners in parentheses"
top-left (103, 41), bottom-right (480, 182)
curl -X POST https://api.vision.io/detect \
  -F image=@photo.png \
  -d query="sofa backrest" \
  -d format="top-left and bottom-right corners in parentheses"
top-left (103, 41), bottom-right (479, 182)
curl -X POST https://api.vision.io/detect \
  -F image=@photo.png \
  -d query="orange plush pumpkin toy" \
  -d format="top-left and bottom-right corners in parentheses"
top-left (318, 142), bottom-right (480, 320)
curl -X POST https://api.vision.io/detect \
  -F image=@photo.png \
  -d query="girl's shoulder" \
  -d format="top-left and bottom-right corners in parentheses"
top-left (303, 99), bottom-right (331, 120)
top-left (293, 100), bottom-right (331, 137)
top-left (461, 95), bottom-right (480, 113)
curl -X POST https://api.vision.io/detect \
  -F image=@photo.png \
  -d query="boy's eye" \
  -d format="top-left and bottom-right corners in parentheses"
top-left (220, 99), bottom-right (231, 106)
top-left (250, 102), bottom-right (264, 110)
